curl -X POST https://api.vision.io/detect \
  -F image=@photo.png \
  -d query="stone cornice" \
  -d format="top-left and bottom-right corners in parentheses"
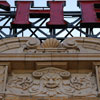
top-left (0, 53), bottom-right (100, 61)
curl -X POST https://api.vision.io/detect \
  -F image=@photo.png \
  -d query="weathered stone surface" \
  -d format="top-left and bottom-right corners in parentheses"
top-left (0, 65), bottom-right (8, 95)
top-left (98, 66), bottom-right (100, 95)
top-left (41, 38), bottom-right (60, 48)
top-left (0, 37), bottom-right (99, 100)
top-left (6, 67), bottom-right (97, 97)
top-left (23, 38), bottom-right (40, 52)
top-left (1, 37), bottom-right (100, 53)
top-left (35, 62), bottom-right (68, 69)
top-left (5, 96), bottom-right (100, 100)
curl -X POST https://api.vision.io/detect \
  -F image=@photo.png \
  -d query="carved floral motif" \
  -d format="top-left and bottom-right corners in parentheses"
top-left (7, 75), bottom-right (33, 90)
top-left (6, 67), bottom-right (97, 97)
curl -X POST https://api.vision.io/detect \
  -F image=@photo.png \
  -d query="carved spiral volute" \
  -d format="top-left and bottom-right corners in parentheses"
top-left (60, 71), bottom-right (70, 79)
top-left (32, 71), bottom-right (43, 79)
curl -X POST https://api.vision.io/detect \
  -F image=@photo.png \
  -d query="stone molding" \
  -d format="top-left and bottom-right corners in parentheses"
top-left (0, 37), bottom-right (100, 54)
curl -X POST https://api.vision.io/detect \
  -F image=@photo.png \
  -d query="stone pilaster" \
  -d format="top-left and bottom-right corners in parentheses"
top-left (93, 62), bottom-right (100, 96)
top-left (0, 65), bottom-right (8, 100)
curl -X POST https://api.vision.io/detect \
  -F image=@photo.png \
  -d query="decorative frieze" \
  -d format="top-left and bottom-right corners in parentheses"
top-left (1, 37), bottom-right (100, 53)
top-left (6, 67), bottom-right (97, 97)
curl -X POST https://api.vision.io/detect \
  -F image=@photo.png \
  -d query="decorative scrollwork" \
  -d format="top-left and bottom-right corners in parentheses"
top-left (6, 67), bottom-right (97, 97)
top-left (62, 39), bottom-right (79, 51)
top-left (23, 38), bottom-right (40, 52)
top-left (32, 71), bottom-right (43, 79)
top-left (60, 71), bottom-right (70, 79)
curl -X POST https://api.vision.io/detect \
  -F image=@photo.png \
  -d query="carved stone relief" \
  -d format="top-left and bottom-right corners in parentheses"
top-left (62, 39), bottom-right (79, 52)
top-left (41, 38), bottom-right (60, 48)
top-left (6, 74), bottom-right (33, 95)
top-left (6, 67), bottom-right (97, 97)
top-left (2, 37), bottom-right (100, 53)
top-left (23, 38), bottom-right (40, 52)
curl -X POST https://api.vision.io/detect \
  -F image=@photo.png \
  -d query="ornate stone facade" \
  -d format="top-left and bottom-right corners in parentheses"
top-left (1, 37), bottom-right (100, 53)
top-left (0, 37), bottom-right (99, 100)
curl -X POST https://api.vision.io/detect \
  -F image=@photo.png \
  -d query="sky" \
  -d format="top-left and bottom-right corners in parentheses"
top-left (6, 0), bottom-right (80, 11)
top-left (1, 0), bottom-right (100, 38)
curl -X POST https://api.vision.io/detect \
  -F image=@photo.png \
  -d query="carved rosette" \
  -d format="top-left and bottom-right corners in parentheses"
top-left (6, 67), bottom-right (97, 97)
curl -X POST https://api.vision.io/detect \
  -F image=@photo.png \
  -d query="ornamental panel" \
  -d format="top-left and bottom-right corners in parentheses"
top-left (6, 67), bottom-right (97, 97)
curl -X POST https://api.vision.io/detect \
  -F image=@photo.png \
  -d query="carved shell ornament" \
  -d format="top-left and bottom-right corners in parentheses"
top-left (41, 38), bottom-right (60, 48)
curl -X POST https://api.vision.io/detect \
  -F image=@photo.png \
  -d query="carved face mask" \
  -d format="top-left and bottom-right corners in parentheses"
top-left (41, 73), bottom-right (62, 88)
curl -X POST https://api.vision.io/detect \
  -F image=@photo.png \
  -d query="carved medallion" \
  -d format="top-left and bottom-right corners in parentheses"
top-left (6, 67), bottom-right (97, 97)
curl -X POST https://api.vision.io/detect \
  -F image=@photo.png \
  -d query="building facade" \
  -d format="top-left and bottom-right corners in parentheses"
top-left (0, 37), bottom-right (99, 100)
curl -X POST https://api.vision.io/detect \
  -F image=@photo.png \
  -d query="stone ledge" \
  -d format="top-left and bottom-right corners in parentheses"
top-left (5, 96), bottom-right (100, 100)
top-left (0, 53), bottom-right (100, 61)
